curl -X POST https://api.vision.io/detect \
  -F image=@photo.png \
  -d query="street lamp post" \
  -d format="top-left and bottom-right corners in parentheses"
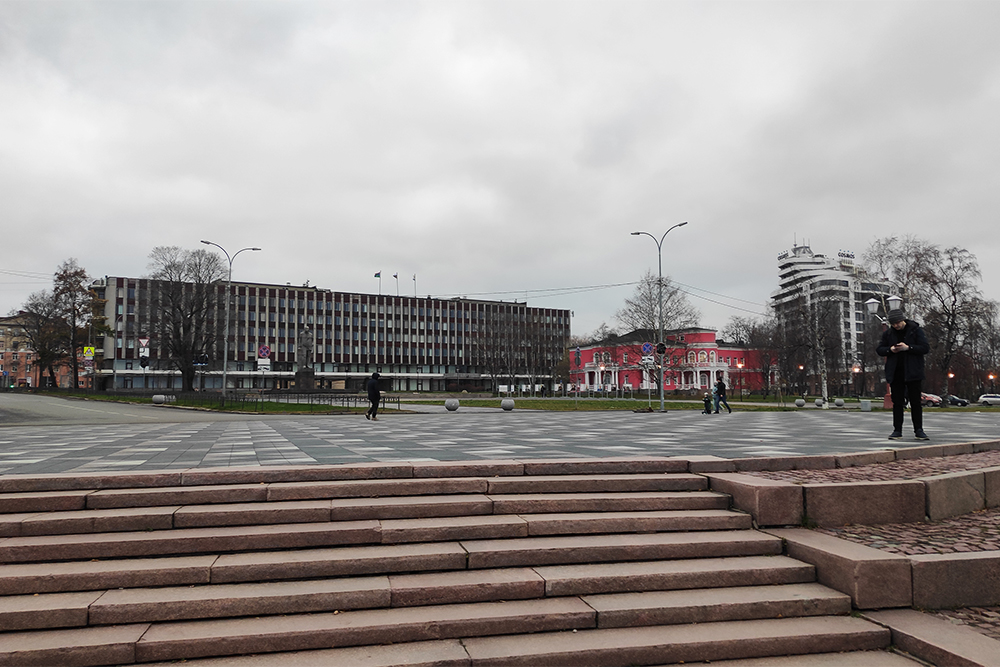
top-left (631, 221), bottom-right (688, 412)
top-left (201, 241), bottom-right (261, 397)
top-left (736, 361), bottom-right (744, 401)
top-left (865, 293), bottom-right (903, 409)
top-left (990, 373), bottom-right (996, 394)
top-left (798, 364), bottom-right (805, 396)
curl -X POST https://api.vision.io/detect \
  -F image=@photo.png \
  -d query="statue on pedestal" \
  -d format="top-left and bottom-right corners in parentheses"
top-left (294, 327), bottom-right (316, 391)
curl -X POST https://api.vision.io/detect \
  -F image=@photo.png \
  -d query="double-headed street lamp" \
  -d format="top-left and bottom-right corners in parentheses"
top-left (201, 240), bottom-right (261, 397)
top-left (631, 221), bottom-right (689, 412)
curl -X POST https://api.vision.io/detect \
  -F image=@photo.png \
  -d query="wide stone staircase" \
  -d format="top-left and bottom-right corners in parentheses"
top-left (0, 459), bottom-right (903, 666)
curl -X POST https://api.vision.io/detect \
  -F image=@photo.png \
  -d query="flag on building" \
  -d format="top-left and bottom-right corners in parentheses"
top-left (374, 271), bottom-right (381, 278)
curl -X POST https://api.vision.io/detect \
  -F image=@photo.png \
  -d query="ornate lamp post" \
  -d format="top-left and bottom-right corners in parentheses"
top-left (200, 241), bottom-right (261, 397)
top-left (630, 221), bottom-right (688, 412)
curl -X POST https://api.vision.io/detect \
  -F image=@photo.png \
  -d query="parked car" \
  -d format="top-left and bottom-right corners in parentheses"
top-left (920, 392), bottom-right (943, 407)
top-left (945, 395), bottom-right (969, 406)
top-left (978, 394), bottom-right (1000, 406)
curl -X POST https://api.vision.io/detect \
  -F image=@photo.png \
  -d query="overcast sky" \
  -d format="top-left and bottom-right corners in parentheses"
top-left (2, 0), bottom-right (998, 337)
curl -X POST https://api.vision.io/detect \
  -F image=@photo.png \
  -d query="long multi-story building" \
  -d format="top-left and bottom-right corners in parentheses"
top-left (92, 277), bottom-right (571, 392)
top-left (771, 243), bottom-right (896, 374)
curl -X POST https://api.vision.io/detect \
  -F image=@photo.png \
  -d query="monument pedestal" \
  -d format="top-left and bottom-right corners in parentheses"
top-left (294, 369), bottom-right (316, 391)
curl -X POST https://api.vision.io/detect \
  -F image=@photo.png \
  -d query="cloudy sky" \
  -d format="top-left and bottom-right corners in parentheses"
top-left (2, 0), bottom-right (998, 337)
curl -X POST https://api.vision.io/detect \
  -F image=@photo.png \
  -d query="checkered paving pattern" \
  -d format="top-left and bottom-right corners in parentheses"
top-left (0, 409), bottom-right (997, 475)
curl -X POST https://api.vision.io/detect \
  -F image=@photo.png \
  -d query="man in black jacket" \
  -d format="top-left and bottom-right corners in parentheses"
top-left (876, 309), bottom-right (930, 440)
top-left (365, 372), bottom-right (381, 421)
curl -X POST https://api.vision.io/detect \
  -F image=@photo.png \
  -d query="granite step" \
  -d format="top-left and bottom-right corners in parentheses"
top-left (0, 556), bottom-right (816, 630)
top-left (462, 529), bottom-right (783, 569)
top-left (133, 597), bottom-right (596, 663)
top-left (0, 585), bottom-right (859, 665)
top-left (0, 508), bottom-right (754, 563)
top-left (459, 616), bottom-right (890, 665)
top-left (0, 491), bottom-right (732, 536)
top-left (134, 645), bottom-right (917, 667)
top-left (0, 606), bottom-right (880, 666)
top-left (0, 521), bottom-right (382, 564)
top-left (265, 473), bottom-right (706, 501)
top-left (488, 490), bottom-right (729, 514)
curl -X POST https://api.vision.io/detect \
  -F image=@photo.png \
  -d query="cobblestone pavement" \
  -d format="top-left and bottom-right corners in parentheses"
top-left (815, 508), bottom-right (1000, 555)
top-left (931, 607), bottom-right (1000, 641)
top-left (750, 449), bottom-right (1000, 484)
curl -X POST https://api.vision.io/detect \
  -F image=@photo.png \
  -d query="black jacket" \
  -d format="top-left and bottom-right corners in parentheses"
top-left (366, 377), bottom-right (381, 400)
top-left (715, 381), bottom-right (727, 398)
top-left (877, 320), bottom-right (929, 383)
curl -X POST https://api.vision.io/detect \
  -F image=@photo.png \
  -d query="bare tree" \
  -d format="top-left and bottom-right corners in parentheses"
top-left (918, 246), bottom-right (987, 396)
top-left (146, 246), bottom-right (227, 392)
top-left (616, 270), bottom-right (699, 334)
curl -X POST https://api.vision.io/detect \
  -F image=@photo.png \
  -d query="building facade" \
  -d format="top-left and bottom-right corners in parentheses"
top-left (92, 277), bottom-right (571, 392)
top-left (569, 328), bottom-right (773, 396)
top-left (770, 243), bottom-right (896, 384)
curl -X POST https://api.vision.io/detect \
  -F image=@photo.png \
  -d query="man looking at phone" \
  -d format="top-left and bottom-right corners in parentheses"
top-left (877, 309), bottom-right (930, 441)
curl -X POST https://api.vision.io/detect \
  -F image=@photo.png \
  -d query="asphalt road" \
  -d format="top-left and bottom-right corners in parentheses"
top-left (0, 393), bottom-right (997, 475)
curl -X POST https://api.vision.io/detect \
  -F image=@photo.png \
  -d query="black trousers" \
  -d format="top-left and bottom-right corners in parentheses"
top-left (367, 397), bottom-right (380, 418)
top-left (890, 379), bottom-right (923, 431)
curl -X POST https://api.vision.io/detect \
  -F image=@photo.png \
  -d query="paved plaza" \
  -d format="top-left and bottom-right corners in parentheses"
top-left (0, 393), bottom-right (997, 475)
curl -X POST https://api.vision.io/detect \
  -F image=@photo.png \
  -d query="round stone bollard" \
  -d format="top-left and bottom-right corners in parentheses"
top-left (795, 398), bottom-right (805, 408)
top-left (152, 395), bottom-right (166, 405)
top-left (834, 398), bottom-right (845, 407)
top-left (445, 398), bottom-right (459, 412)
top-left (500, 398), bottom-right (515, 411)
top-left (815, 398), bottom-right (824, 407)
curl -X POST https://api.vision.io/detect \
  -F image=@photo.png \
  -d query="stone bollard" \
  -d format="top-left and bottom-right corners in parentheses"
top-left (815, 398), bottom-right (824, 407)
top-left (795, 398), bottom-right (805, 408)
top-left (152, 395), bottom-right (166, 405)
top-left (501, 398), bottom-right (515, 411)
top-left (835, 398), bottom-right (845, 407)
top-left (860, 400), bottom-right (872, 412)
top-left (445, 398), bottom-right (459, 412)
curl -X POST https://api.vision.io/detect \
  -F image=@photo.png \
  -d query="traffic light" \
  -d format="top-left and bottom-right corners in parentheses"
top-left (656, 342), bottom-right (666, 355)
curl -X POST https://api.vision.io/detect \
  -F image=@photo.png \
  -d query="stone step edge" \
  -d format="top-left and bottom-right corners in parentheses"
top-left (0, 558), bottom-right (819, 629)
top-left (0, 509), bottom-right (753, 557)
top-left (0, 459), bottom-right (713, 493)
top-left (124, 615), bottom-right (890, 666)
top-left (0, 492), bottom-right (732, 537)
top-left (863, 608), bottom-right (1000, 667)
top-left (0, 474), bottom-right (711, 512)
top-left (0, 531), bottom-right (784, 594)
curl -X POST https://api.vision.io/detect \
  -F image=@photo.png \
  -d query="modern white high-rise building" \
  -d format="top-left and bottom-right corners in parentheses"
top-left (771, 243), bottom-right (897, 376)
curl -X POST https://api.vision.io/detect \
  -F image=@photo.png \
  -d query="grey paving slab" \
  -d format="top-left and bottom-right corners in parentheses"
top-left (0, 394), bottom-right (997, 474)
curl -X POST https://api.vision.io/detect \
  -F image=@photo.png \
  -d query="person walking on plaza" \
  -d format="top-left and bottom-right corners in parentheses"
top-left (877, 309), bottom-right (930, 440)
top-left (365, 372), bottom-right (381, 421)
top-left (702, 392), bottom-right (713, 414)
top-left (714, 379), bottom-right (732, 414)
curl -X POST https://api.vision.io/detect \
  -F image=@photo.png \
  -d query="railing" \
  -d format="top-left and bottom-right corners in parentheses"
top-left (7, 387), bottom-right (399, 412)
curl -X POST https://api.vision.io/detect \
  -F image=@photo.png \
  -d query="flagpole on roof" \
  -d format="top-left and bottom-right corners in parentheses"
top-left (375, 271), bottom-right (381, 295)
top-left (413, 274), bottom-right (417, 298)
top-left (393, 273), bottom-right (399, 297)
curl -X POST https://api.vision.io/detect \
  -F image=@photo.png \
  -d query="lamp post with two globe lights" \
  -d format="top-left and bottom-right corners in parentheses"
top-left (630, 222), bottom-right (688, 413)
top-left (200, 241), bottom-right (261, 397)
top-left (865, 294), bottom-right (904, 409)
